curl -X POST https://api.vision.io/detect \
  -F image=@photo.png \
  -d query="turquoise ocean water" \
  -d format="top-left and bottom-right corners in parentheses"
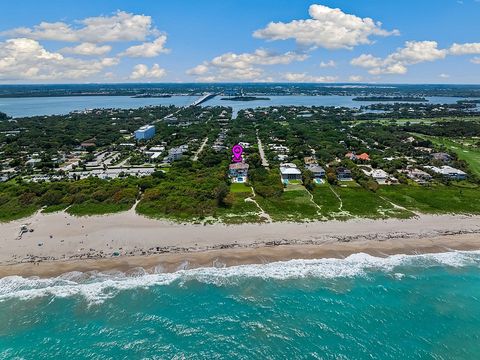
top-left (1, 251), bottom-right (480, 359)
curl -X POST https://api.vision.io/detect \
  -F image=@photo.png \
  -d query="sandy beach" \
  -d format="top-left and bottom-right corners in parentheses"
top-left (1, 208), bottom-right (479, 277)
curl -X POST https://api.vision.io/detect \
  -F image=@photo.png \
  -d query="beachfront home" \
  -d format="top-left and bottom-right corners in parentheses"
top-left (280, 163), bottom-right (302, 183)
top-left (229, 162), bottom-right (249, 183)
top-left (370, 169), bottom-right (389, 184)
top-left (402, 168), bottom-right (432, 185)
top-left (306, 164), bottom-right (325, 179)
top-left (424, 165), bottom-right (467, 180)
top-left (336, 167), bottom-right (352, 181)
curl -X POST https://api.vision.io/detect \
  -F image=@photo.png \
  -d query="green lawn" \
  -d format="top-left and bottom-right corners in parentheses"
top-left (67, 202), bottom-right (134, 216)
top-left (335, 186), bottom-right (413, 219)
top-left (311, 184), bottom-right (342, 218)
top-left (230, 183), bottom-right (251, 193)
top-left (379, 185), bottom-right (480, 214)
top-left (0, 201), bottom-right (39, 222)
top-left (216, 190), bottom-right (263, 224)
top-left (256, 186), bottom-right (320, 222)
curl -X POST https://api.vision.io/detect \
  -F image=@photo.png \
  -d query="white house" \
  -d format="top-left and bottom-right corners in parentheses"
top-left (280, 163), bottom-right (302, 183)
top-left (425, 166), bottom-right (467, 180)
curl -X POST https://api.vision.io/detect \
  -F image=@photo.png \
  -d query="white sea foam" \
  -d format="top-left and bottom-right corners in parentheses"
top-left (1, 251), bottom-right (479, 304)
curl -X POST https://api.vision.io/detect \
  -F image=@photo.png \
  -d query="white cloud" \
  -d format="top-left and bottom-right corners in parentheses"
top-left (351, 41), bottom-right (447, 75)
top-left (0, 38), bottom-right (118, 81)
top-left (60, 42), bottom-right (112, 56)
top-left (449, 42), bottom-right (480, 55)
top-left (186, 64), bottom-right (209, 76)
top-left (3, 11), bottom-right (158, 43)
top-left (197, 68), bottom-right (265, 82)
top-left (439, 73), bottom-right (450, 78)
top-left (472, 57), bottom-right (480, 64)
top-left (253, 4), bottom-right (398, 49)
top-left (282, 72), bottom-right (337, 83)
top-left (210, 49), bottom-right (308, 69)
top-left (129, 63), bottom-right (166, 80)
top-left (120, 35), bottom-right (169, 57)
top-left (348, 75), bottom-right (363, 82)
top-left (187, 49), bottom-right (308, 82)
top-left (319, 60), bottom-right (336, 68)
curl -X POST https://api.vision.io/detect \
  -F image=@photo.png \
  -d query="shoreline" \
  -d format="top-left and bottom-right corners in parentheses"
top-left (0, 210), bottom-right (479, 278)
top-left (0, 233), bottom-right (479, 278)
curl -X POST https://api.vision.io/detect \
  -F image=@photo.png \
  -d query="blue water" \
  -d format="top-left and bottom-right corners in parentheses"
top-left (0, 95), bottom-right (198, 118)
top-left (1, 251), bottom-right (480, 359)
top-left (0, 95), bottom-right (470, 118)
top-left (207, 95), bottom-right (467, 119)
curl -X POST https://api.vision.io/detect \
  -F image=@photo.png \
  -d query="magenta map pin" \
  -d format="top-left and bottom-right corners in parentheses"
top-left (232, 144), bottom-right (243, 163)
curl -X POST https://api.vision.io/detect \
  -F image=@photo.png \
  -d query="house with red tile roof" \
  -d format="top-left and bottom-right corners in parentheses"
top-left (357, 153), bottom-right (370, 161)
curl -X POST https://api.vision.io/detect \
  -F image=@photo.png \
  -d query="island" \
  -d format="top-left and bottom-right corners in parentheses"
top-left (353, 96), bottom-right (428, 102)
top-left (220, 96), bottom-right (270, 101)
top-left (131, 94), bottom-right (173, 98)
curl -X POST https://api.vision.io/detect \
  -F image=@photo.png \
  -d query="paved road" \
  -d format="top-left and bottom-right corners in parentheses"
top-left (256, 130), bottom-right (269, 168)
top-left (192, 137), bottom-right (209, 161)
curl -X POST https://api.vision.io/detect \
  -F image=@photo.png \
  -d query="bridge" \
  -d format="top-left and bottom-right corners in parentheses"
top-left (190, 93), bottom-right (217, 106)
top-left (151, 93), bottom-right (217, 125)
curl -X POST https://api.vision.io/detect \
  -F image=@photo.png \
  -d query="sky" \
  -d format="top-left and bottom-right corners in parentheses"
top-left (1, 0), bottom-right (480, 84)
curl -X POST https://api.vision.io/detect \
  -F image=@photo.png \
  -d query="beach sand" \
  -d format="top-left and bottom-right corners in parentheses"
top-left (0, 208), bottom-right (479, 278)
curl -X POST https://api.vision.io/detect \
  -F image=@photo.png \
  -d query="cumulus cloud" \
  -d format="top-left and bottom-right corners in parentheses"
top-left (120, 35), bottom-right (169, 57)
top-left (3, 11), bottom-right (158, 43)
top-left (60, 42), bottom-right (112, 56)
top-left (186, 64), bottom-right (209, 76)
top-left (449, 42), bottom-right (480, 55)
top-left (351, 41), bottom-right (447, 75)
top-left (0, 38), bottom-right (118, 81)
top-left (129, 63), bottom-right (166, 80)
top-left (253, 4), bottom-right (398, 49)
top-left (319, 60), bottom-right (336, 68)
top-left (187, 49), bottom-right (308, 82)
top-left (282, 72), bottom-right (337, 83)
top-left (348, 75), bottom-right (363, 82)
top-left (197, 68), bottom-right (265, 82)
top-left (209, 49), bottom-right (308, 69)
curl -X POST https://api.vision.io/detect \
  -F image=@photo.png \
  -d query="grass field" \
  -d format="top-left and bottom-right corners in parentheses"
top-left (230, 183), bottom-right (251, 193)
top-left (217, 185), bottom-right (263, 224)
top-left (67, 202), bottom-right (135, 216)
top-left (311, 184), bottom-right (342, 218)
top-left (0, 202), bottom-right (38, 222)
top-left (335, 186), bottom-right (413, 219)
top-left (256, 185), bottom-right (320, 221)
top-left (379, 185), bottom-right (480, 214)
top-left (416, 135), bottom-right (480, 176)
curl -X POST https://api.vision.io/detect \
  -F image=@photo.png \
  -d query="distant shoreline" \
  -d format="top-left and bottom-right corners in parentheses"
top-left (0, 210), bottom-right (479, 278)
top-left (220, 96), bottom-right (271, 101)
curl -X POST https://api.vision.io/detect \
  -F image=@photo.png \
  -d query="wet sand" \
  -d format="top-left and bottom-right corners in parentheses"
top-left (0, 209), bottom-right (479, 278)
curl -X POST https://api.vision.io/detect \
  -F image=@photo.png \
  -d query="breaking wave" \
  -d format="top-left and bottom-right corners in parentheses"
top-left (1, 251), bottom-right (480, 304)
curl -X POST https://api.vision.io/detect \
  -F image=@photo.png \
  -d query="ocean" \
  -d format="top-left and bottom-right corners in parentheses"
top-left (1, 251), bottom-right (480, 359)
